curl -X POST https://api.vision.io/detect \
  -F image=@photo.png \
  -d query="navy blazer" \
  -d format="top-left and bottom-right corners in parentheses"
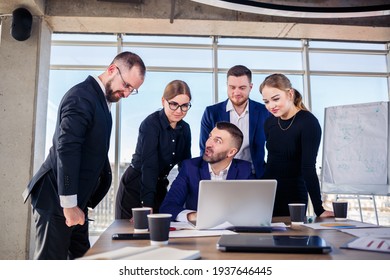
top-left (22, 76), bottom-right (112, 213)
top-left (159, 157), bottom-right (254, 221)
top-left (199, 99), bottom-right (269, 178)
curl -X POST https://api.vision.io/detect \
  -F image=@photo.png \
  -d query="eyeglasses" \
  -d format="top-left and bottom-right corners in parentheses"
top-left (166, 100), bottom-right (192, 112)
top-left (115, 66), bottom-right (138, 95)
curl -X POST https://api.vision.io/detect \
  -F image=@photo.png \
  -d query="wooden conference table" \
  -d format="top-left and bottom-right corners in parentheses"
top-left (85, 217), bottom-right (389, 260)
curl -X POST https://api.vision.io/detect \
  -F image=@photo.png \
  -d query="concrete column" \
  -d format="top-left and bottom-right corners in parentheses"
top-left (0, 15), bottom-right (51, 259)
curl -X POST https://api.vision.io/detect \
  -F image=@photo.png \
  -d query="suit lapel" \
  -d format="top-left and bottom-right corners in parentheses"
top-left (88, 76), bottom-right (113, 133)
top-left (226, 160), bottom-right (238, 179)
top-left (219, 100), bottom-right (230, 121)
top-left (248, 99), bottom-right (258, 144)
top-left (200, 160), bottom-right (211, 180)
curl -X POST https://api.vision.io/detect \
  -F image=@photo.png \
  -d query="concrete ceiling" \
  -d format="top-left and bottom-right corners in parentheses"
top-left (1, 0), bottom-right (390, 42)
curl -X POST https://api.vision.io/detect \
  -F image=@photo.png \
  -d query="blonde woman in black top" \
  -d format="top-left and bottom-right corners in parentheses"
top-left (260, 73), bottom-right (333, 218)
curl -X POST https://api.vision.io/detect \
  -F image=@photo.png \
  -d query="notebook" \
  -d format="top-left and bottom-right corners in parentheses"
top-left (194, 179), bottom-right (277, 230)
top-left (217, 234), bottom-right (332, 254)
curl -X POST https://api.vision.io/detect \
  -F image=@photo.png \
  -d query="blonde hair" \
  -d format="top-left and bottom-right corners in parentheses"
top-left (259, 73), bottom-right (307, 111)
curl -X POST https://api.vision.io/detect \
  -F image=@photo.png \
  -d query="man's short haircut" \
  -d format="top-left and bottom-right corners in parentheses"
top-left (112, 51), bottom-right (146, 77)
top-left (215, 121), bottom-right (244, 152)
top-left (227, 65), bottom-right (252, 83)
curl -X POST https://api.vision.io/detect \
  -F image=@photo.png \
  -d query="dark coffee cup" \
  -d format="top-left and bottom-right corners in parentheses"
top-left (132, 207), bottom-right (152, 232)
top-left (147, 213), bottom-right (172, 245)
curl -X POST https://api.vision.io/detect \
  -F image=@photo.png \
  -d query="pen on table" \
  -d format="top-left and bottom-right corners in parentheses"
top-left (169, 227), bottom-right (177, 231)
top-left (86, 218), bottom-right (95, 222)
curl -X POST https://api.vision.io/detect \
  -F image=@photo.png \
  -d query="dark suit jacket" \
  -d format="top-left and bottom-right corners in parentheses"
top-left (22, 76), bottom-right (112, 214)
top-left (199, 99), bottom-right (269, 178)
top-left (159, 157), bottom-right (254, 220)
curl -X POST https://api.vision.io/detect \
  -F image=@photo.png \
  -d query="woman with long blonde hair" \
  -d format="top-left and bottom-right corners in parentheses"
top-left (260, 73), bottom-right (333, 218)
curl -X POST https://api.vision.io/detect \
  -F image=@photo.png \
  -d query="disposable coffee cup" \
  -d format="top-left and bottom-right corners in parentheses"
top-left (132, 207), bottom-right (152, 233)
top-left (147, 213), bottom-right (172, 246)
top-left (332, 201), bottom-right (348, 221)
top-left (288, 203), bottom-right (306, 225)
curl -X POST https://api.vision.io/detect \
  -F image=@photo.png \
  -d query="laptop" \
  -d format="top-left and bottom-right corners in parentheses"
top-left (217, 234), bottom-right (332, 254)
top-left (194, 179), bottom-right (277, 230)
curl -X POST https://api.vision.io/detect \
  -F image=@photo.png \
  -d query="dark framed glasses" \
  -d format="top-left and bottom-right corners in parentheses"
top-left (115, 66), bottom-right (139, 95)
top-left (166, 100), bottom-right (191, 112)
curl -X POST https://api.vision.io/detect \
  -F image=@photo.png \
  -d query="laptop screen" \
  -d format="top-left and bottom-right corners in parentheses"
top-left (195, 180), bottom-right (277, 229)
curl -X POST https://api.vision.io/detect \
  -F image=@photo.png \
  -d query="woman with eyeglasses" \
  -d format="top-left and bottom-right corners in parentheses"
top-left (115, 80), bottom-right (192, 219)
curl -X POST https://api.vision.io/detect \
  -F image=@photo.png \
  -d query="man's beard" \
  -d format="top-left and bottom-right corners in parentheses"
top-left (105, 80), bottom-right (122, 103)
top-left (202, 148), bottom-right (228, 164)
top-left (230, 96), bottom-right (248, 108)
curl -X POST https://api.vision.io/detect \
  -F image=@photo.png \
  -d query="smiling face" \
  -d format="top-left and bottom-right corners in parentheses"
top-left (162, 94), bottom-right (191, 126)
top-left (105, 64), bottom-right (144, 102)
top-left (227, 75), bottom-right (252, 108)
top-left (261, 85), bottom-right (295, 119)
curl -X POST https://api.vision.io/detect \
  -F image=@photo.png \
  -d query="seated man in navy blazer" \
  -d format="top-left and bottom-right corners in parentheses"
top-left (160, 121), bottom-right (254, 223)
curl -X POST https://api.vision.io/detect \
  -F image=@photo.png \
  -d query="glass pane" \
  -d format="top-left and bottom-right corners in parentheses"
top-left (120, 71), bottom-right (213, 166)
top-left (309, 53), bottom-right (387, 72)
top-left (50, 45), bottom-right (118, 65)
top-left (218, 50), bottom-right (302, 70)
top-left (122, 46), bottom-right (213, 68)
top-left (219, 38), bottom-right (301, 48)
top-left (309, 40), bottom-right (386, 51)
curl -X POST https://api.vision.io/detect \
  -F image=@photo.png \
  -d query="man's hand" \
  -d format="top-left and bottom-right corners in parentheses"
top-left (63, 206), bottom-right (85, 227)
top-left (187, 212), bottom-right (197, 223)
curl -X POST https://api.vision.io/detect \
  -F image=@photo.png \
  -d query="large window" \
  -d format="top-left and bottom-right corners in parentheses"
top-left (47, 34), bottom-right (389, 232)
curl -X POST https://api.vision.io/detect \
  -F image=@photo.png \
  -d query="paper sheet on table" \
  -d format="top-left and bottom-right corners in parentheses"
top-left (341, 236), bottom-right (390, 253)
top-left (168, 221), bottom-right (287, 237)
top-left (78, 246), bottom-right (201, 260)
top-left (302, 220), bottom-right (381, 230)
top-left (170, 221), bottom-right (234, 230)
top-left (169, 221), bottom-right (237, 238)
top-left (338, 227), bottom-right (390, 238)
top-left (169, 229), bottom-right (237, 238)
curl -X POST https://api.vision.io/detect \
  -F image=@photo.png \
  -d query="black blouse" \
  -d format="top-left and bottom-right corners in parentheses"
top-left (131, 109), bottom-right (192, 206)
top-left (262, 110), bottom-right (325, 216)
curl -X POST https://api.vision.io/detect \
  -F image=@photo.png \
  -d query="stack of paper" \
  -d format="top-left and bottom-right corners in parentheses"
top-left (78, 246), bottom-right (201, 260)
top-left (341, 236), bottom-right (390, 253)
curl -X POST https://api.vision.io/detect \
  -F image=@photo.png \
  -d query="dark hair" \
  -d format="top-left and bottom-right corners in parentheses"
top-left (112, 51), bottom-right (146, 77)
top-left (163, 80), bottom-right (192, 101)
top-left (259, 73), bottom-right (308, 111)
top-left (227, 65), bottom-right (252, 83)
top-left (215, 121), bottom-right (243, 152)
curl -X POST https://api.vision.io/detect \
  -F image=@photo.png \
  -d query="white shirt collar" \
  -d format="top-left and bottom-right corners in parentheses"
top-left (226, 99), bottom-right (249, 115)
top-left (208, 161), bottom-right (232, 180)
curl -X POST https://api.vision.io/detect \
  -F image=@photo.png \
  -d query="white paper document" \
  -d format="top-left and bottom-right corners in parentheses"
top-left (339, 227), bottom-right (390, 238)
top-left (168, 221), bottom-right (287, 238)
top-left (78, 246), bottom-right (201, 260)
top-left (341, 236), bottom-right (390, 253)
top-left (302, 220), bottom-right (380, 230)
